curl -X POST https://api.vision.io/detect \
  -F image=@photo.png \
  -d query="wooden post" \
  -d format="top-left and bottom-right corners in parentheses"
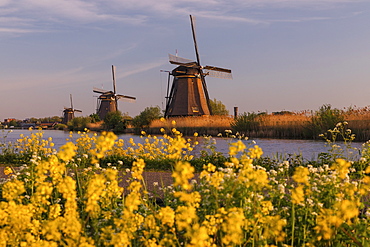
top-left (234, 107), bottom-right (238, 119)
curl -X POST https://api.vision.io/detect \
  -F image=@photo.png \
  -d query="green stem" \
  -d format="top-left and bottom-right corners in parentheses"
top-left (74, 166), bottom-right (83, 199)
top-left (303, 207), bottom-right (308, 246)
top-left (291, 203), bottom-right (295, 247)
top-left (339, 226), bottom-right (363, 247)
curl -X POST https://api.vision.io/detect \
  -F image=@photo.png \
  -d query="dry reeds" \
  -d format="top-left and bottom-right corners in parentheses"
top-left (150, 115), bottom-right (234, 128)
top-left (149, 115), bottom-right (234, 136)
top-left (143, 106), bottom-right (370, 141)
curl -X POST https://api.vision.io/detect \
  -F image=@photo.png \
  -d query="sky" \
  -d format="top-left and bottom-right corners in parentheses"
top-left (1, 0), bottom-right (370, 120)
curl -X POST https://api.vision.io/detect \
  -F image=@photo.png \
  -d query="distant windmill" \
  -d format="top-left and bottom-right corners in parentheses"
top-left (93, 65), bottom-right (136, 120)
top-left (164, 15), bottom-right (232, 118)
top-left (62, 94), bottom-right (82, 124)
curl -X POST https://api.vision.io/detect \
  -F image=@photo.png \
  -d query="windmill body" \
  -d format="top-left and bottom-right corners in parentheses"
top-left (164, 15), bottom-right (232, 118)
top-left (62, 109), bottom-right (75, 124)
top-left (165, 66), bottom-right (210, 116)
top-left (96, 93), bottom-right (118, 120)
top-left (94, 66), bottom-right (136, 120)
top-left (62, 94), bottom-right (82, 124)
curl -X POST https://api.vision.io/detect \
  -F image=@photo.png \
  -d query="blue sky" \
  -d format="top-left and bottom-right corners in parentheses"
top-left (1, 0), bottom-right (370, 120)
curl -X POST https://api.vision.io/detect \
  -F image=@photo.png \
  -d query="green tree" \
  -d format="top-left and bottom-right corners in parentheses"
top-left (29, 117), bottom-right (39, 124)
top-left (89, 113), bottom-right (100, 123)
top-left (132, 106), bottom-right (162, 129)
top-left (104, 111), bottom-right (127, 132)
top-left (8, 120), bottom-right (19, 127)
top-left (50, 116), bottom-right (62, 122)
top-left (209, 98), bottom-right (229, 116)
top-left (68, 116), bottom-right (91, 131)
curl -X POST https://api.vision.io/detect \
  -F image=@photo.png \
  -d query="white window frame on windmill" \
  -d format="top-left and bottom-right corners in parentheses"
top-left (192, 106), bottom-right (199, 113)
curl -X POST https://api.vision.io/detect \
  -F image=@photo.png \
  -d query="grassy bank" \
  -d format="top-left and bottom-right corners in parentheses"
top-left (148, 105), bottom-right (370, 141)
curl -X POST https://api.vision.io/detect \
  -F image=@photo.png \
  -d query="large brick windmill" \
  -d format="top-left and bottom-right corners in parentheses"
top-left (164, 15), bottom-right (232, 118)
top-left (62, 94), bottom-right (82, 124)
top-left (93, 65), bottom-right (136, 120)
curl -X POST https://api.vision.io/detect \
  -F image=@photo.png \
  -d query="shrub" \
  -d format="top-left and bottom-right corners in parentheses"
top-left (306, 104), bottom-right (345, 139)
top-left (231, 112), bottom-right (261, 134)
top-left (67, 116), bottom-right (92, 131)
top-left (103, 111), bottom-right (128, 133)
top-left (132, 106), bottom-right (162, 131)
top-left (54, 123), bottom-right (67, 130)
top-left (89, 113), bottom-right (100, 123)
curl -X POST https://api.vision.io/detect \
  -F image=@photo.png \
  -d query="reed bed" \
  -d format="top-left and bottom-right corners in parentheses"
top-left (260, 113), bottom-right (310, 127)
top-left (149, 115), bottom-right (235, 136)
top-left (150, 115), bottom-right (234, 128)
top-left (149, 106), bottom-right (370, 141)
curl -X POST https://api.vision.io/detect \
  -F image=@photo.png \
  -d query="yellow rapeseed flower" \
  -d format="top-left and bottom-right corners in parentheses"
top-left (291, 185), bottom-right (305, 204)
top-left (172, 161), bottom-right (195, 190)
top-left (248, 145), bottom-right (263, 159)
top-left (2, 180), bottom-right (26, 202)
top-left (229, 140), bottom-right (246, 156)
top-left (292, 166), bottom-right (310, 185)
top-left (3, 167), bottom-right (13, 176)
top-left (336, 200), bottom-right (359, 221)
top-left (58, 142), bottom-right (77, 162)
top-left (157, 206), bottom-right (175, 227)
top-left (331, 158), bottom-right (351, 179)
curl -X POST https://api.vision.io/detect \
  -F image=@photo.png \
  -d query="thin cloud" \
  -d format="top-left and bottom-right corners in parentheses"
top-left (191, 11), bottom-right (268, 24)
top-left (268, 16), bottom-right (333, 23)
top-left (119, 59), bottom-right (168, 79)
top-left (0, 0), bottom-right (366, 36)
top-left (228, 0), bottom-right (365, 8)
top-left (56, 44), bottom-right (140, 78)
top-left (5, 0), bottom-right (147, 24)
top-left (0, 0), bottom-right (365, 36)
top-left (0, 27), bottom-right (40, 33)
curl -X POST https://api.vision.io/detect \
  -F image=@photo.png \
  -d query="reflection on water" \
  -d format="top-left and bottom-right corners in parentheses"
top-left (0, 129), bottom-right (365, 160)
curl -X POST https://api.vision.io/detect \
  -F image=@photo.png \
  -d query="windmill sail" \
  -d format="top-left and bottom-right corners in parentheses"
top-left (93, 87), bottom-right (110, 94)
top-left (168, 54), bottom-right (197, 67)
top-left (203, 66), bottom-right (233, 79)
top-left (116, 94), bottom-right (136, 101)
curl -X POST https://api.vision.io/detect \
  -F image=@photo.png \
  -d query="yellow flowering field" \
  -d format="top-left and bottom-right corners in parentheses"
top-left (0, 126), bottom-right (370, 246)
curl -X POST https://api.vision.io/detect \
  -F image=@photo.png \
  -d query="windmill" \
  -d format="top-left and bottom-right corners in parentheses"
top-left (164, 15), bottom-right (232, 118)
top-left (93, 65), bottom-right (136, 120)
top-left (62, 94), bottom-right (82, 124)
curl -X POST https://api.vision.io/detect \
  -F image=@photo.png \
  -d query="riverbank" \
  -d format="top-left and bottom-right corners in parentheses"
top-left (148, 112), bottom-right (370, 142)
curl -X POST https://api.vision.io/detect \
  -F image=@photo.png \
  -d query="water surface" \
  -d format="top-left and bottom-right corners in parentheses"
top-left (0, 129), bottom-right (364, 160)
